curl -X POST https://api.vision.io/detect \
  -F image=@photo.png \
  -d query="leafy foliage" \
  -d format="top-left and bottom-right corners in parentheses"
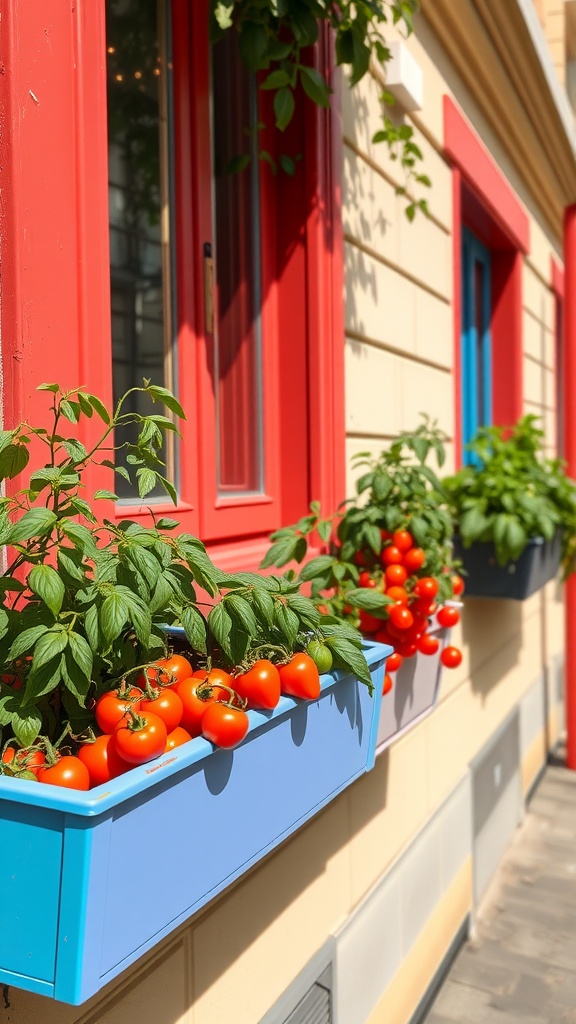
top-left (442, 416), bottom-right (576, 572)
top-left (261, 418), bottom-right (460, 623)
top-left (211, 0), bottom-right (428, 215)
top-left (0, 384), bottom-right (375, 751)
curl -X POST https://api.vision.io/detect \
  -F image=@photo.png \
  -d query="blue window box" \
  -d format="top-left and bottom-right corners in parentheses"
top-left (0, 641), bottom-right (389, 1005)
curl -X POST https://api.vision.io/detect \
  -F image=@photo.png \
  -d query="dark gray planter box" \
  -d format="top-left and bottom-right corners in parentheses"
top-left (453, 532), bottom-right (561, 600)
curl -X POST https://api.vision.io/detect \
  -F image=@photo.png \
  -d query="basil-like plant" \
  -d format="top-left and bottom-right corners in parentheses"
top-left (261, 417), bottom-right (459, 622)
top-left (442, 416), bottom-right (576, 573)
top-left (0, 382), bottom-right (375, 753)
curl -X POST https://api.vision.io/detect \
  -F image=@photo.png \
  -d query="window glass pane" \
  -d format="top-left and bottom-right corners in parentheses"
top-left (474, 259), bottom-right (486, 428)
top-left (212, 32), bottom-right (264, 496)
top-left (106, 0), bottom-right (174, 500)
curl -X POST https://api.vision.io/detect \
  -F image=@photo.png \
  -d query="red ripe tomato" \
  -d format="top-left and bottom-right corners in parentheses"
top-left (279, 653), bottom-right (321, 700)
top-left (191, 667), bottom-right (234, 688)
top-left (451, 574), bottom-right (465, 597)
top-left (437, 606), bottom-right (460, 628)
top-left (418, 633), bottom-right (440, 656)
top-left (386, 585), bottom-right (409, 604)
top-left (139, 687), bottom-right (184, 733)
top-left (137, 653), bottom-right (194, 690)
top-left (411, 597), bottom-right (435, 618)
top-left (165, 726), bottom-right (193, 751)
top-left (382, 673), bottom-right (394, 695)
top-left (385, 564), bottom-right (408, 587)
top-left (201, 703), bottom-right (249, 749)
top-left (353, 550), bottom-right (368, 566)
top-left (38, 756), bottom-right (90, 790)
top-left (395, 640), bottom-right (418, 659)
top-left (113, 711), bottom-right (168, 765)
top-left (358, 609), bottom-right (383, 635)
top-left (386, 651), bottom-right (403, 673)
top-left (441, 645), bottom-right (463, 669)
top-left (77, 735), bottom-right (131, 787)
top-left (2, 746), bottom-right (46, 776)
top-left (374, 626), bottom-right (396, 646)
top-left (403, 547), bottom-right (426, 573)
top-left (413, 577), bottom-right (439, 600)
top-left (380, 529), bottom-right (392, 542)
top-left (95, 688), bottom-right (142, 734)
top-left (392, 529), bottom-right (413, 552)
top-left (358, 571), bottom-right (376, 588)
top-left (388, 604), bottom-right (414, 632)
top-left (234, 659), bottom-right (281, 709)
top-left (381, 545), bottom-right (403, 567)
top-left (401, 622), bottom-right (425, 645)
top-left (175, 677), bottom-right (227, 737)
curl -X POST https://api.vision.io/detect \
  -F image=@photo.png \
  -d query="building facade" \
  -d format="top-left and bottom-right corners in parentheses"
top-left (1, 1), bottom-right (575, 1022)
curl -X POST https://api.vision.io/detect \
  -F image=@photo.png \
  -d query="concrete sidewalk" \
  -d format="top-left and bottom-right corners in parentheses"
top-left (422, 748), bottom-right (576, 1024)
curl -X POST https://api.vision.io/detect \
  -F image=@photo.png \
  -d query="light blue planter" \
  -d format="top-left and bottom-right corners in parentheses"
top-left (0, 641), bottom-right (389, 1004)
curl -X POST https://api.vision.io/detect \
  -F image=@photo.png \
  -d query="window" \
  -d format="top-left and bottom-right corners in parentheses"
top-left (444, 96), bottom-right (529, 467)
top-left (552, 258), bottom-right (564, 457)
top-left (461, 229), bottom-right (492, 458)
top-left (105, 0), bottom-right (345, 563)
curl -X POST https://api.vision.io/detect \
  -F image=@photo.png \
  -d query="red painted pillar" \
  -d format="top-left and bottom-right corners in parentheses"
top-left (563, 205), bottom-right (576, 769)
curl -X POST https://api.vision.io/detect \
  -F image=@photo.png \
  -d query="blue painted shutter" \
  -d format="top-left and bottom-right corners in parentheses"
top-left (461, 228), bottom-right (492, 461)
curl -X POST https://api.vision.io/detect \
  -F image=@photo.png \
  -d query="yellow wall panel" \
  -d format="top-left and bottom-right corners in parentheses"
top-left (345, 339), bottom-right (405, 437)
top-left (345, 246), bottom-right (417, 352)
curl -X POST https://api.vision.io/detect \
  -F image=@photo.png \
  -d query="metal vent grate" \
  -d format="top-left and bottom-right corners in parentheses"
top-left (284, 980), bottom-right (331, 1024)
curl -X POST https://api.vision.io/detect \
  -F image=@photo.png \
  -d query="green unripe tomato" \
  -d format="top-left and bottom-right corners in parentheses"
top-left (306, 641), bottom-right (333, 674)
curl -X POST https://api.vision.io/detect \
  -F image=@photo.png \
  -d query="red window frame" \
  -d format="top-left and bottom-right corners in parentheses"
top-left (444, 96), bottom-right (530, 466)
top-left (0, 2), bottom-right (346, 571)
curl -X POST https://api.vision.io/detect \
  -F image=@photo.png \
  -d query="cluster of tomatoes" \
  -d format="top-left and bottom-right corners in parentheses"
top-left (354, 529), bottom-right (464, 696)
top-left (1, 650), bottom-right (325, 791)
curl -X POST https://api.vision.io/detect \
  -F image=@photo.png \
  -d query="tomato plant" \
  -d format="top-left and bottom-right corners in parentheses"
top-left (201, 703), bottom-right (249, 749)
top-left (278, 654), bottom-right (321, 700)
top-left (113, 711), bottom-right (168, 765)
top-left (2, 745), bottom-right (46, 776)
top-left (137, 654), bottom-right (194, 689)
top-left (38, 756), bottom-right (90, 791)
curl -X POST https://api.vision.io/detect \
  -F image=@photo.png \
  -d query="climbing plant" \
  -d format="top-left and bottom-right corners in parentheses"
top-left (211, 0), bottom-right (429, 218)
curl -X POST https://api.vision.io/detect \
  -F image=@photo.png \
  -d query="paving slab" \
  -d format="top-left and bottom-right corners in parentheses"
top-left (421, 749), bottom-right (576, 1024)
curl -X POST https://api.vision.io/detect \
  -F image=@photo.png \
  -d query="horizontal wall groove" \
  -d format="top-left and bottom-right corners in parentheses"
top-left (343, 135), bottom-right (450, 236)
top-left (347, 429), bottom-right (455, 443)
top-left (344, 233), bottom-right (451, 305)
top-left (345, 330), bottom-right (453, 373)
top-left (523, 349), bottom-right (554, 370)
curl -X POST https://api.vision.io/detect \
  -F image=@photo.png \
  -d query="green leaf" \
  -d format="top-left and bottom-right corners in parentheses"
top-left (261, 69), bottom-right (290, 90)
top-left (83, 604), bottom-right (100, 652)
top-left (279, 154), bottom-right (295, 176)
top-left (335, 28), bottom-right (354, 66)
top-left (226, 593), bottom-right (259, 636)
top-left (22, 654), bottom-right (63, 706)
top-left (87, 393), bottom-right (111, 424)
top-left (274, 87), bottom-right (295, 131)
top-left (324, 637), bottom-right (373, 692)
top-left (60, 647), bottom-right (91, 705)
top-left (30, 629), bottom-right (68, 670)
top-left (60, 400), bottom-right (81, 423)
top-left (67, 631), bottom-right (93, 683)
top-left (11, 706), bottom-right (43, 747)
top-left (28, 565), bottom-right (65, 617)
top-left (137, 468), bottom-right (158, 498)
top-left (100, 592), bottom-right (129, 645)
top-left (7, 508), bottom-right (57, 544)
top-left (145, 385), bottom-right (186, 419)
top-left (7, 625), bottom-right (50, 661)
top-left (274, 602), bottom-right (299, 645)
top-left (346, 588), bottom-right (391, 611)
top-left (260, 534), bottom-right (301, 569)
top-left (460, 506), bottom-right (490, 544)
top-left (238, 21), bottom-right (269, 70)
top-left (252, 586), bottom-right (275, 625)
top-left (37, 382), bottom-right (60, 393)
top-left (156, 517), bottom-right (179, 530)
top-left (299, 555), bottom-right (335, 581)
top-left (208, 602), bottom-right (233, 658)
top-left (94, 489), bottom-right (119, 501)
top-left (62, 438), bottom-right (88, 462)
top-left (181, 604), bottom-right (207, 654)
top-left (0, 443), bottom-right (29, 481)
top-left (299, 66), bottom-right (331, 108)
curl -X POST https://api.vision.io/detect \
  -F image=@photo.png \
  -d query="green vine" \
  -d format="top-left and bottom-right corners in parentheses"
top-left (211, 0), bottom-right (429, 218)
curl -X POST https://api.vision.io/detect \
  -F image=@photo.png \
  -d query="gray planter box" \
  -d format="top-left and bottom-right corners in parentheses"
top-left (453, 533), bottom-right (561, 600)
top-left (371, 626), bottom-right (449, 754)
